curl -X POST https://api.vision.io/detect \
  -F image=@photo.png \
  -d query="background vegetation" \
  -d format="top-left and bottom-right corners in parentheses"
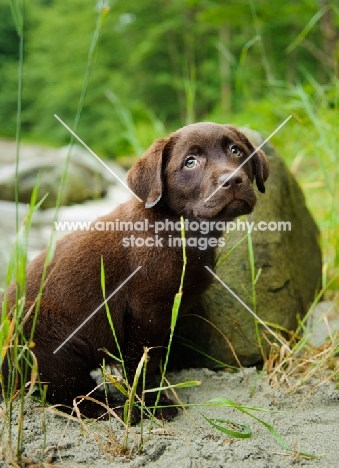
top-left (0, 0), bottom-right (338, 283)
top-left (0, 0), bottom-right (337, 152)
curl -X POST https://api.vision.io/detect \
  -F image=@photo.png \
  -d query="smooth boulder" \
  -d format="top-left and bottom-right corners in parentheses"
top-left (0, 145), bottom-right (109, 209)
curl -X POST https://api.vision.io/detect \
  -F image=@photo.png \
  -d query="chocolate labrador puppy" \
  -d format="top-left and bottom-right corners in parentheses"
top-left (1, 123), bottom-right (268, 420)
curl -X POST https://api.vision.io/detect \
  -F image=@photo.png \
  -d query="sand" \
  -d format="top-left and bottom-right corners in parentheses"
top-left (1, 367), bottom-right (339, 467)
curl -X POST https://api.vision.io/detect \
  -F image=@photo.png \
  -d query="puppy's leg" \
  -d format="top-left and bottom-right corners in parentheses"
top-left (1, 341), bottom-right (99, 417)
top-left (123, 307), bottom-right (178, 421)
top-left (33, 344), bottom-right (107, 418)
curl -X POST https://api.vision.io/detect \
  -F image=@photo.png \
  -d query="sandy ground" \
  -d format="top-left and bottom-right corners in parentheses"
top-left (1, 367), bottom-right (339, 467)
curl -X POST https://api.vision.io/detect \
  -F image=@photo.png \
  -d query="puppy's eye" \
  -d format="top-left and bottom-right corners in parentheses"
top-left (185, 156), bottom-right (199, 169)
top-left (230, 145), bottom-right (242, 157)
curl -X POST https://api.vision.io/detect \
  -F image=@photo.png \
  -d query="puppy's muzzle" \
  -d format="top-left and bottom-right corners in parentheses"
top-left (218, 173), bottom-right (243, 191)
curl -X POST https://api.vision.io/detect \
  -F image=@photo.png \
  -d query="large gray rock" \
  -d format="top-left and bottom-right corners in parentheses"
top-left (0, 144), bottom-right (110, 209)
top-left (173, 128), bottom-right (322, 367)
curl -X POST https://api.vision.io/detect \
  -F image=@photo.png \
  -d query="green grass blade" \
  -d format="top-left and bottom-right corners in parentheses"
top-left (148, 216), bottom-right (187, 435)
top-left (171, 293), bottom-right (182, 329)
top-left (216, 232), bottom-right (248, 267)
top-left (99, 347), bottom-right (123, 363)
top-left (206, 398), bottom-right (282, 413)
top-left (286, 5), bottom-right (331, 54)
top-left (174, 335), bottom-right (238, 370)
top-left (143, 380), bottom-right (201, 393)
top-left (201, 414), bottom-right (252, 438)
top-left (100, 258), bottom-right (127, 382)
top-left (204, 398), bottom-right (317, 458)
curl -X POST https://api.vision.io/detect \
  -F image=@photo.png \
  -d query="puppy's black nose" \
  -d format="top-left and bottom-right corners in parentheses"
top-left (219, 173), bottom-right (243, 190)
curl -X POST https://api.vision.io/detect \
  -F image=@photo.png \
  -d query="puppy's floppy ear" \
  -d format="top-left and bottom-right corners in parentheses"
top-left (126, 138), bottom-right (169, 208)
top-left (252, 147), bottom-right (269, 193)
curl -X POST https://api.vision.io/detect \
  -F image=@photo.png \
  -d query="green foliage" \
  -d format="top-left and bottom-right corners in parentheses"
top-left (0, 0), bottom-right (338, 155)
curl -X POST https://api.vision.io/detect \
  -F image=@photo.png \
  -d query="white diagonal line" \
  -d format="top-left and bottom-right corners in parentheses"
top-left (53, 266), bottom-right (142, 354)
top-left (204, 266), bottom-right (291, 352)
top-left (204, 115), bottom-right (293, 203)
top-left (54, 114), bottom-right (143, 202)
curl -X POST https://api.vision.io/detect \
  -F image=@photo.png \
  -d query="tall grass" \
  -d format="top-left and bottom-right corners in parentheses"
top-left (291, 83), bottom-right (339, 287)
top-left (244, 232), bottom-right (264, 359)
top-left (0, 185), bottom-right (45, 462)
top-left (1, 0), bottom-right (38, 462)
top-left (0, 2), bottom-right (109, 464)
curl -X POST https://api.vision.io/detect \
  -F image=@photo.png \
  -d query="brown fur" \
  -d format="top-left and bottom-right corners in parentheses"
top-left (1, 123), bottom-right (268, 420)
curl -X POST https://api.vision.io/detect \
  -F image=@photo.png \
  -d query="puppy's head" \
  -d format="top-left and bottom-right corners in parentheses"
top-left (127, 123), bottom-right (269, 219)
